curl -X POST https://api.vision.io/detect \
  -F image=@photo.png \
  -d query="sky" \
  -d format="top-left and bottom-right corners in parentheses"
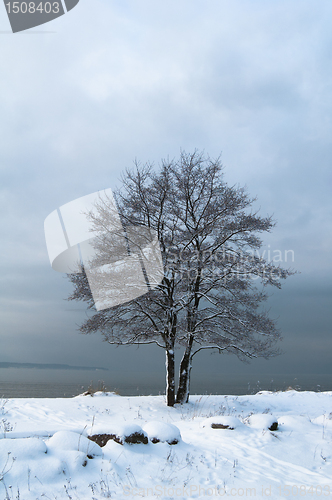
top-left (0, 0), bottom-right (331, 394)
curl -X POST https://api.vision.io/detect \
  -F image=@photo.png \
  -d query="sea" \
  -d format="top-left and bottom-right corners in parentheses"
top-left (0, 368), bottom-right (331, 398)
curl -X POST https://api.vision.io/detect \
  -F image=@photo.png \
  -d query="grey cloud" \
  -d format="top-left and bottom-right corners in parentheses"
top-left (0, 0), bottom-right (331, 389)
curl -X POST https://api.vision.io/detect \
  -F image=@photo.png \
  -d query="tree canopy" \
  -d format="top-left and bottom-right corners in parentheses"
top-left (67, 151), bottom-right (294, 405)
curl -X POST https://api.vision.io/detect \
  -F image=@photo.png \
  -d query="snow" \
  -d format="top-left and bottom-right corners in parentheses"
top-left (1, 390), bottom-right (332, 499)
top-left (47, 430), bottom-right (103, 456)
top-left (143, 421), bottom-right (181, 444)
top-left (246, 413), bottom-right (278, 430)
top-left (200, 415), bottom-right (242, 430)
top-left (91, 421), bottom-right (145, 438)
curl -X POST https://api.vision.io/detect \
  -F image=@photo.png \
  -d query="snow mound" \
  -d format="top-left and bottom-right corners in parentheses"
top-left (47, 430), bottom-right (102, 456)
top-left (277, 415), bottom-right (311, 432)
top-left (75, 391), bottom-right (120, 398)
top-left (247, 414), bottom-right (278, 430)
top-left (0, 437), bottom-right (47, 458)
top-left (311, 414), bottom-right (332, 427)
top-left (200, 416), bottom-right (241, 430)
top-left (143, 421), bottom-right (181, 444)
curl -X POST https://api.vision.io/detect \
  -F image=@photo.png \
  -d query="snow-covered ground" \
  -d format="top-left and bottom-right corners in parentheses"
top-left (1, 390), bottom-right (332, 499)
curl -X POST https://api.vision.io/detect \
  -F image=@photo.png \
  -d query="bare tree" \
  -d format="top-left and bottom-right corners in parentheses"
top-left (67, 163), bottom-right (183, 407)
top-left (67, 150), bottom-right (295, 406)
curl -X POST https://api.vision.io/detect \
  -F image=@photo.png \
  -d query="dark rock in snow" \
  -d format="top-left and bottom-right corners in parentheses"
top-left (88, 425), bottom-right (148, 446)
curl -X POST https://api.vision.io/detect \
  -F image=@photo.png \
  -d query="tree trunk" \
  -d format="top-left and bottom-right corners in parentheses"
top-left (176, 346), bottom-right (193, 404)
top-left (166, 349), bottom-right (175, 406)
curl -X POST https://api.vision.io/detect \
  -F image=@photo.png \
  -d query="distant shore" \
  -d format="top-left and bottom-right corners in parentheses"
top-left (0, 361), bottom-right (108, 371)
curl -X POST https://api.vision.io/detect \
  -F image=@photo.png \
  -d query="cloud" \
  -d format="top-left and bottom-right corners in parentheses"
top-left (0, 0), bottom-right (331, 380)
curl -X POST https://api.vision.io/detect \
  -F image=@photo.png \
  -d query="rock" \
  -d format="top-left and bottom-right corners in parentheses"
top-left (200, 416), bottom-right (241, 430)
top-left (88, 423), bottom-right (148, 446)
top-left (124, 431), bottom-right (148, 445)
top-left (211, 423), bottom-right (233, 429)
top-left (88, 433), bottom-right (120, 447)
